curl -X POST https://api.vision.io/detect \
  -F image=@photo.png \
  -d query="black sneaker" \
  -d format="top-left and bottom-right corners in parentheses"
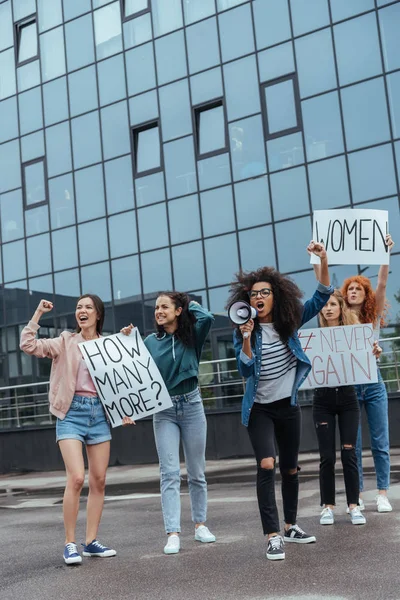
top-left (284, 524), bottom-right (316, 544)
top-left (266, 535), bottom-right (285, 560)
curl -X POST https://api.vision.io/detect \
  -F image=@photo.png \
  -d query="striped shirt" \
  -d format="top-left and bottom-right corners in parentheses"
top-left (255, 323), bottom-right (297, 404)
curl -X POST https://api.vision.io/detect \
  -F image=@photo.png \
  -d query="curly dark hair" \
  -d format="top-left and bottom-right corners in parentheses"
top-left (155, 291), bottom-right (197, 347)
top-left (226, 267), bottom-right (304, 343)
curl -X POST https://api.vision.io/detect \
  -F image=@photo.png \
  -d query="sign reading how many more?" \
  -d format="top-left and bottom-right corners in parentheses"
top-left (79, 330), bottom-right (172, 427)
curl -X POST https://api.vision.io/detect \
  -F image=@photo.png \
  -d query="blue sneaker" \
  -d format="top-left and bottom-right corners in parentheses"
top-left (63, 542), bottom-right (82, 565)
top-left (82, 539), bottom-right (116, 558)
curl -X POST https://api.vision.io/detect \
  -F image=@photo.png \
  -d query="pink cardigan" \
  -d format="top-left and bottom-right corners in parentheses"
top-left (20, 320), bottom-right (88, 420)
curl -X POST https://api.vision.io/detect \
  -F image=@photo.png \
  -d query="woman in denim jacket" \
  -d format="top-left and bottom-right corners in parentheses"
top-left (227, 242), bottom-right (333, 561)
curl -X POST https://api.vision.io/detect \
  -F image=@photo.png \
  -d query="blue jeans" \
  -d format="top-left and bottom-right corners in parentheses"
top-left (355, 371), bottom-right (390, 491)
top-left (153, 388), bottom-right (207, 534)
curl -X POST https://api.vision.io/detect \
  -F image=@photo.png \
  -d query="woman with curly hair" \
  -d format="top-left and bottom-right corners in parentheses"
top-left (121, 292), bottom-right (215, 554)
top-left (340, 234), bottom-right (395, 513)
top-left (227, 242), bottom-right (333, 561)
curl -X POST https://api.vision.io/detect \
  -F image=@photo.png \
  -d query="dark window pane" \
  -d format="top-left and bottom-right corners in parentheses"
top-left (190, 67), bottom-right (223, 106)
top-left (141, 248), bottom-right (172, 294)
top-left (45, 122), bottom-right (72, 177)
top-left (168, 194), bottom-right (201, 244)
top-left (164, 136), bottom-right (197, 198)
top-left (52, 227), bottom-right (78, 270)
top-left (0, 189), bottom-right (24, 242)
top-left (24, 160), bottom-right (46, 206)
top-left (27, 233), bottom-right (52, 276)
top-left (25, 204), bottom-right (49, 236)
top-left (97, 53), bottom-right (126, 106)
top-left (264, 79), bottom-right (298, 135)
top-left (108, 211), bottom-right (138, 257)
top-left (198, 105), bottom-right (226, 156)
top-left (126, 42), bottom-right (156, 96)
top-left (234, 177), bottom-right (271, 229)
top-left (49, 174), bottom-right (75, 229)
top-left (201, 186), bottom-right (235, 237)
top-left (349, 144), bottom-right (397, 204)
top-left (290, 0), bottom-right (329, 36)
top-left (159, 79), bottom-right (192, 142)
top-left (295, 29), bottom-right (337, 98)
top-left (0, 140), bottom-right (21, 193)
top-left (71, 111), bottom-right (102, 169)
top-left (186, 17), bottom-right (220, 75)
top-left (379, 3), bottom-right (400, 71)
top-left (271, 166), bottom-right (309, 221)
top-left (81, 261), bottom-right (112, 303)
top-left (68, 65), bottom-right (98, 118)
top-left (3, 240), bottom-right (26, 282)
top-left (105, 156), bottom-right (135, 214)
top-left (138, 203), bottom-right (169, 251)
top-left (205, 234), bottom-right (239, 287)
top-left (218, 4), bottom-right (254, 62)
top-left (229, 115), bottom-right (267, 182)
top-left (155, 30), bottom-right (187, 85)
top-left (135, 172), bottom-right (165, 207)
top-left (302, 92), bottom-right (344, 161)
top-left (75, 164), bottom-right (106, 222)
top-left (308, 156), bottom-right (350, 210)
top-left (78, 219), bottom-right (109, 265)
top-left (112, 255), bottom-right (141, 302)
top-left (224, 56), bottom-right (260, 122)
top-left (94, 2), bottom-right (122, 60)
top-left (123, 12), bottom-right (152, 48)
top-left (40, 26), bottom-right (66, 82)
top-left (267, 132), bottom-right (304, 171)
top-left (136, 125), bottom-right (161, 173)
top-left (65, 14), bottom-right (95, 72)
top-left (43, 77), bottom-right (68, 126)
top-left (18, 21), bottom-right (38, 63)
top-left (172, 241), bottom-right (205, 290)
top-left (240, 225), bottom-right (276, 272)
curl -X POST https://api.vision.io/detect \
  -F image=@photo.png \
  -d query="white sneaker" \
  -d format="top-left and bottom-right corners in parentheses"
top-left (376, 495), bottom-right (392, 513)
top-left (346, 498), bottom-right (365, 513)
top-left (320, 507), bottom-right (334, 525)
top-left (349, 506), bottom-right (366, 525)
top-left (194, 525), bottom-right (216, 543)
top-left (164, 534), bottom-right (180, 555)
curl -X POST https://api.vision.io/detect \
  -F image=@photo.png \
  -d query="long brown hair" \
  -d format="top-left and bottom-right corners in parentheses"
top-left (341, 276), bottom-right (387, 327)
top-left (155, 291), bottom-right (196, 347)
top-left (76, 294), bottom-right (105, 335)
top-left (318, 290), bottom-right (358, 328)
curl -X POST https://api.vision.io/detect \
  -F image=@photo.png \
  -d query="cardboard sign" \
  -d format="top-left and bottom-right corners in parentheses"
top-left (298, 324), bottom-right (378, 389)
top-left (79, 330), bottom-right (172, 427)
top-left (311, 209), bottom-right (389, 265)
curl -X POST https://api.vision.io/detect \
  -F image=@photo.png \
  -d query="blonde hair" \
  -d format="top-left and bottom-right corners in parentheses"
top-left (319, 290), bottom-right (359, 328)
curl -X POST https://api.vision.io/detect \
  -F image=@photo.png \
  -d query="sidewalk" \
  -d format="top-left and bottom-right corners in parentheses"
top-left (1, 448), bottom-right (399, 497)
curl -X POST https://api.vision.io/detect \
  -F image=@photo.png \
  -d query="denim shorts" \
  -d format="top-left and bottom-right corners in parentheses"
top-left (56, 395), bottom-right (111, 445)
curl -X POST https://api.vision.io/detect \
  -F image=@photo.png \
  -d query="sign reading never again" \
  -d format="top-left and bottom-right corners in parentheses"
top-left (310, 208), bottom-right (389, 265)
top-left (79, 330), bottom-right (172, 427)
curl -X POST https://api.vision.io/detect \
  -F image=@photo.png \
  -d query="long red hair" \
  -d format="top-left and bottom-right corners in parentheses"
top-left (341, 276), bottom-right (387, 327)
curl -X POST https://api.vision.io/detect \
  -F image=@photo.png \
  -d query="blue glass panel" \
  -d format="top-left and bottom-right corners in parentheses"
top-left (290, 0), bottom-right (329, 36)
top-left (3, 240), bottom-right (26, 282)
top-left (101, 101), bottom-right (131, 160)
top-left (395, 141), bottom-right (400, 182)
top-left (267, 132), bottom-right (304, 171)
top-left (141, 248), bottom-right (172, 294)
top-left (0, 140), bottom-right (21, 193)
top-left (126, 43), bottom-right (156, 96)
top-left (186, 17), bottom-right (220, 75)
top-left (138, 203), bottom-right (169, 251)
top-left (258, 43), bottom-right (295, 82)
top-left (349, 144), bottom-right (397, 204)
top-left (40, 26), bottom-right (66, 82)
top-left (302, 92), bottom-right (344, 161)
top-left (71, 111), bottom-right (102, 169)
top-left (18, 87), bottom-right (43, 135)
top-left (75, 164), bottom-right (106, 222)
top-left (129, 91), bottom-right (158, 126)
top-left (65, 14), bottom-right (95, 72)
top-left (26, 234), bottom-right (52, 277)
top-left (0, 189), bottom-right (24, 242)
top-left (62, 0), bottom-right (91, 21)
top-left (94, 2), bottom-right (122, 60)
top-left (308, 156), bottom-right (350, 210)
top-left (253, 0), bottom-right (291, 49)
top-left (155, 30), bottom-right (187, 85)
top-left (49, 174), bottom-right (75, 229)
top-left (151, 0), bottom-right (183, 37)
top-left (43, 77), bottom-right (68, 126)
top-left (54, 269), bottom-right (81, 305)
top-left (217, 0), bottom-right (248, 9)
top-left (240, 225), bottom-right (276, 271)
top-left (29, 275), bottom-right (53, 296)
top-left (190, 68), bottom-right (223, 106)
top-left (68, 66), bottom-right (98, 118)
top-left (0, 2), bottom-right (13, 51)
top-left (275, 216), bottom-right (312, 273)
top-left (264, 79), bottom-right (297, 135)
top-left (135, 172), bottom-right (165, 206)
top-left (205, 233), bottom-right (239, 287)
top-left (388, 72), bottom-right (400, 139)
top-left (208, 285), bottom-right (228, 314)
top-left (218, 4), bottom-right (254, 63)
top-left (108, 211), bottom-right (138, 257)
top-left (184, 0), bottom-right (215, 24)
top-left (201, 186), bottom-right (235, 237)
top-left (159, 79), bottom-right (192, 142)
top-left (24, 161), bottom-right (46, 206)
top-left (234, 177), bottom-right (271, 229)
top-left (271, 166), bottom-right (309, 221)
top-left (199, 106), bottom-right (226, 155)
top-left (123, 0), bottom-right (148, 15)
top-left (38, 0), bottom-right (63, 32)
top-left (172, 241), bottom-right (205, 290)
top-left (198, 153), bottom-right (231, 190)
top-left (136, 125), bottom-right (161, 173)
top-left (78, 219), bottom-right (109, 265)
top-left (164, 136), bottom-right (197, 198)
top-left (25, 204), bottom-right (49, 236)
top-left (334, 14), bottom-right (381, 86)
top-left (17, 60), bottom-right (41, 92)
top-left (330, 0), bottom-right (374, 21)
top-left (0, 49), bottom-right (16, 100)
top-left (123, 13), bottom-right (152, 49)
top-left (112, 255), bottom-right (141, 302)
top-left (341, 78), bottom-right (391, 151)
top-left (168, 194), bottom-right (202, 244)
top-left (105, 156), bottom-right (135, 214)
top-left (81, 261), bottom-right (112, 302)
top-left (18, 21), bottom-right (37, 63)
top-left (229, 115), bottom-right (267, 182)
top-left (355, 197), bottom-right (400, 256)
top-left (52, 227), bottom-right (78, 271)
top-left (0, 97), bottom-right (18, 143)
top-left (295, 29), bottom-right (337, 98)
top-left (224, 56), bottom-right (260, 121)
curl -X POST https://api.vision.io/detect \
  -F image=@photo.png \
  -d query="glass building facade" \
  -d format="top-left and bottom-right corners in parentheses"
top-left (0, 0), bottom-right (400, 390)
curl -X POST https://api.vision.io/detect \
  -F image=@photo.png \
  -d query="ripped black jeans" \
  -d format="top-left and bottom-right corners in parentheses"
top-left (313, 386), bottom-right (360, 507)
top-left (247, 398), bottom-right (301, 535)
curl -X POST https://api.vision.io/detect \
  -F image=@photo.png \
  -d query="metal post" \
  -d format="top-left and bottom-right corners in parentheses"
top-left (15, 388), bottom-right (21, 428)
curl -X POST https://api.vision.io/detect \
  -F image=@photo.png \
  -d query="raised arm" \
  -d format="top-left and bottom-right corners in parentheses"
top-left (189, 300), bottom-right (214, 349)
top-left (375, 234), bottom-right (394, 316)
top-left (20, 300), bottom-right (63, 359)
top-left (307, 241), bottom-right (330, 287)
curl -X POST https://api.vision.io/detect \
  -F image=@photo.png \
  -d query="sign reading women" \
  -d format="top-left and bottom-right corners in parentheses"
top-left (79, 329), bottom-right (172, 427)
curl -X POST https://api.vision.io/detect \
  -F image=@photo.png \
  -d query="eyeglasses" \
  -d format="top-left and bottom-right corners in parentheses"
top-left (248, 288), bottom-right (273, 299)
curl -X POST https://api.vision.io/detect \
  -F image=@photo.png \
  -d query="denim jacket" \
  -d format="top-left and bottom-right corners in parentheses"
top-left (233, 282), bottom-right (334, 427)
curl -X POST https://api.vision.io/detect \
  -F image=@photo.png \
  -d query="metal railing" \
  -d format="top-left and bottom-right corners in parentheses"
top-left (1, 336), bottom-right (400, 430)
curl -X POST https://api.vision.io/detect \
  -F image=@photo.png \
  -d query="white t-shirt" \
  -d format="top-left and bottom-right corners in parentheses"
top-left (255, 323), bottom-right (297, 404)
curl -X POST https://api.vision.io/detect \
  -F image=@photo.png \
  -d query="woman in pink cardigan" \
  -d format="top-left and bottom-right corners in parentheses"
top-left (20, 295), bottom-right (117, 566)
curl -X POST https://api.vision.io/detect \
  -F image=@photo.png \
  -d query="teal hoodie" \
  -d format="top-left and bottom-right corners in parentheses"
top-left (144, 302), bottom-right (214, 396)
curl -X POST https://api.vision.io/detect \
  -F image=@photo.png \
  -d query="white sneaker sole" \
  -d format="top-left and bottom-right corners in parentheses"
top-left (377, 506), bottom-right (392, 513)
top-left (82, 550), bottom-right (116, 557)
top-left (164, 546), bottom-right (180, 555)
top-left (64, 555), bottom-right (82, 565)
top-left (351, 520), bottom-right (366, 525)
top-left (320, 519), bottom-right (334, 525)
top-left (195, 536), bottom-right (216, 543)
top-left (266, 553), bottom-right (285, 560)
top-left (284, 536), bottom-right (316, 544)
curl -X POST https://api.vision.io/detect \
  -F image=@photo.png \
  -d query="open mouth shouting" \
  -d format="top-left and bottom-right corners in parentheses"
top-left (78, 315), bottom-right (89, 325)
top-left (256, 301), bottom-right (265, 312)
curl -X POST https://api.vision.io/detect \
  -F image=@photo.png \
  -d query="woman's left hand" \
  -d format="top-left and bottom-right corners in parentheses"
top-left (122, 416), bottom-right (136, 426)
top-left (307, 240), bottom-right (327, 259)
top-left (386, 233), bottom-right (395, 252)
top-left (372, 340), bottom-right (382, 360)
top-left (120, 323), bottom-right (134, 336)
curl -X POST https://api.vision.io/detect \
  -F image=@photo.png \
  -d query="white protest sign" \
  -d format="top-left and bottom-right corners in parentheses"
top-left (298, 323), bottom-right (378, 389)
top-left (79, 330), bottom-right (172, 428)
top-left (311, 209), bottom-right (389, 265)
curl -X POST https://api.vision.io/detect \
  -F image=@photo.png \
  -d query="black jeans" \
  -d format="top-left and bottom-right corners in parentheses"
top-left (247, 398), bottom-right (301, 535)
top-left (313, 386), bottom-right (360, 506)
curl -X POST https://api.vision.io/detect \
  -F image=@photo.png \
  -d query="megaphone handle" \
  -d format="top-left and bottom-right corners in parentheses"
top-left (243, 332), bottom-right (250, 339)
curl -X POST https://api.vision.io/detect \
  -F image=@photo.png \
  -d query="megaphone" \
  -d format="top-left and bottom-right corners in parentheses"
top-left (228, 301), bottom-right (257, 338)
